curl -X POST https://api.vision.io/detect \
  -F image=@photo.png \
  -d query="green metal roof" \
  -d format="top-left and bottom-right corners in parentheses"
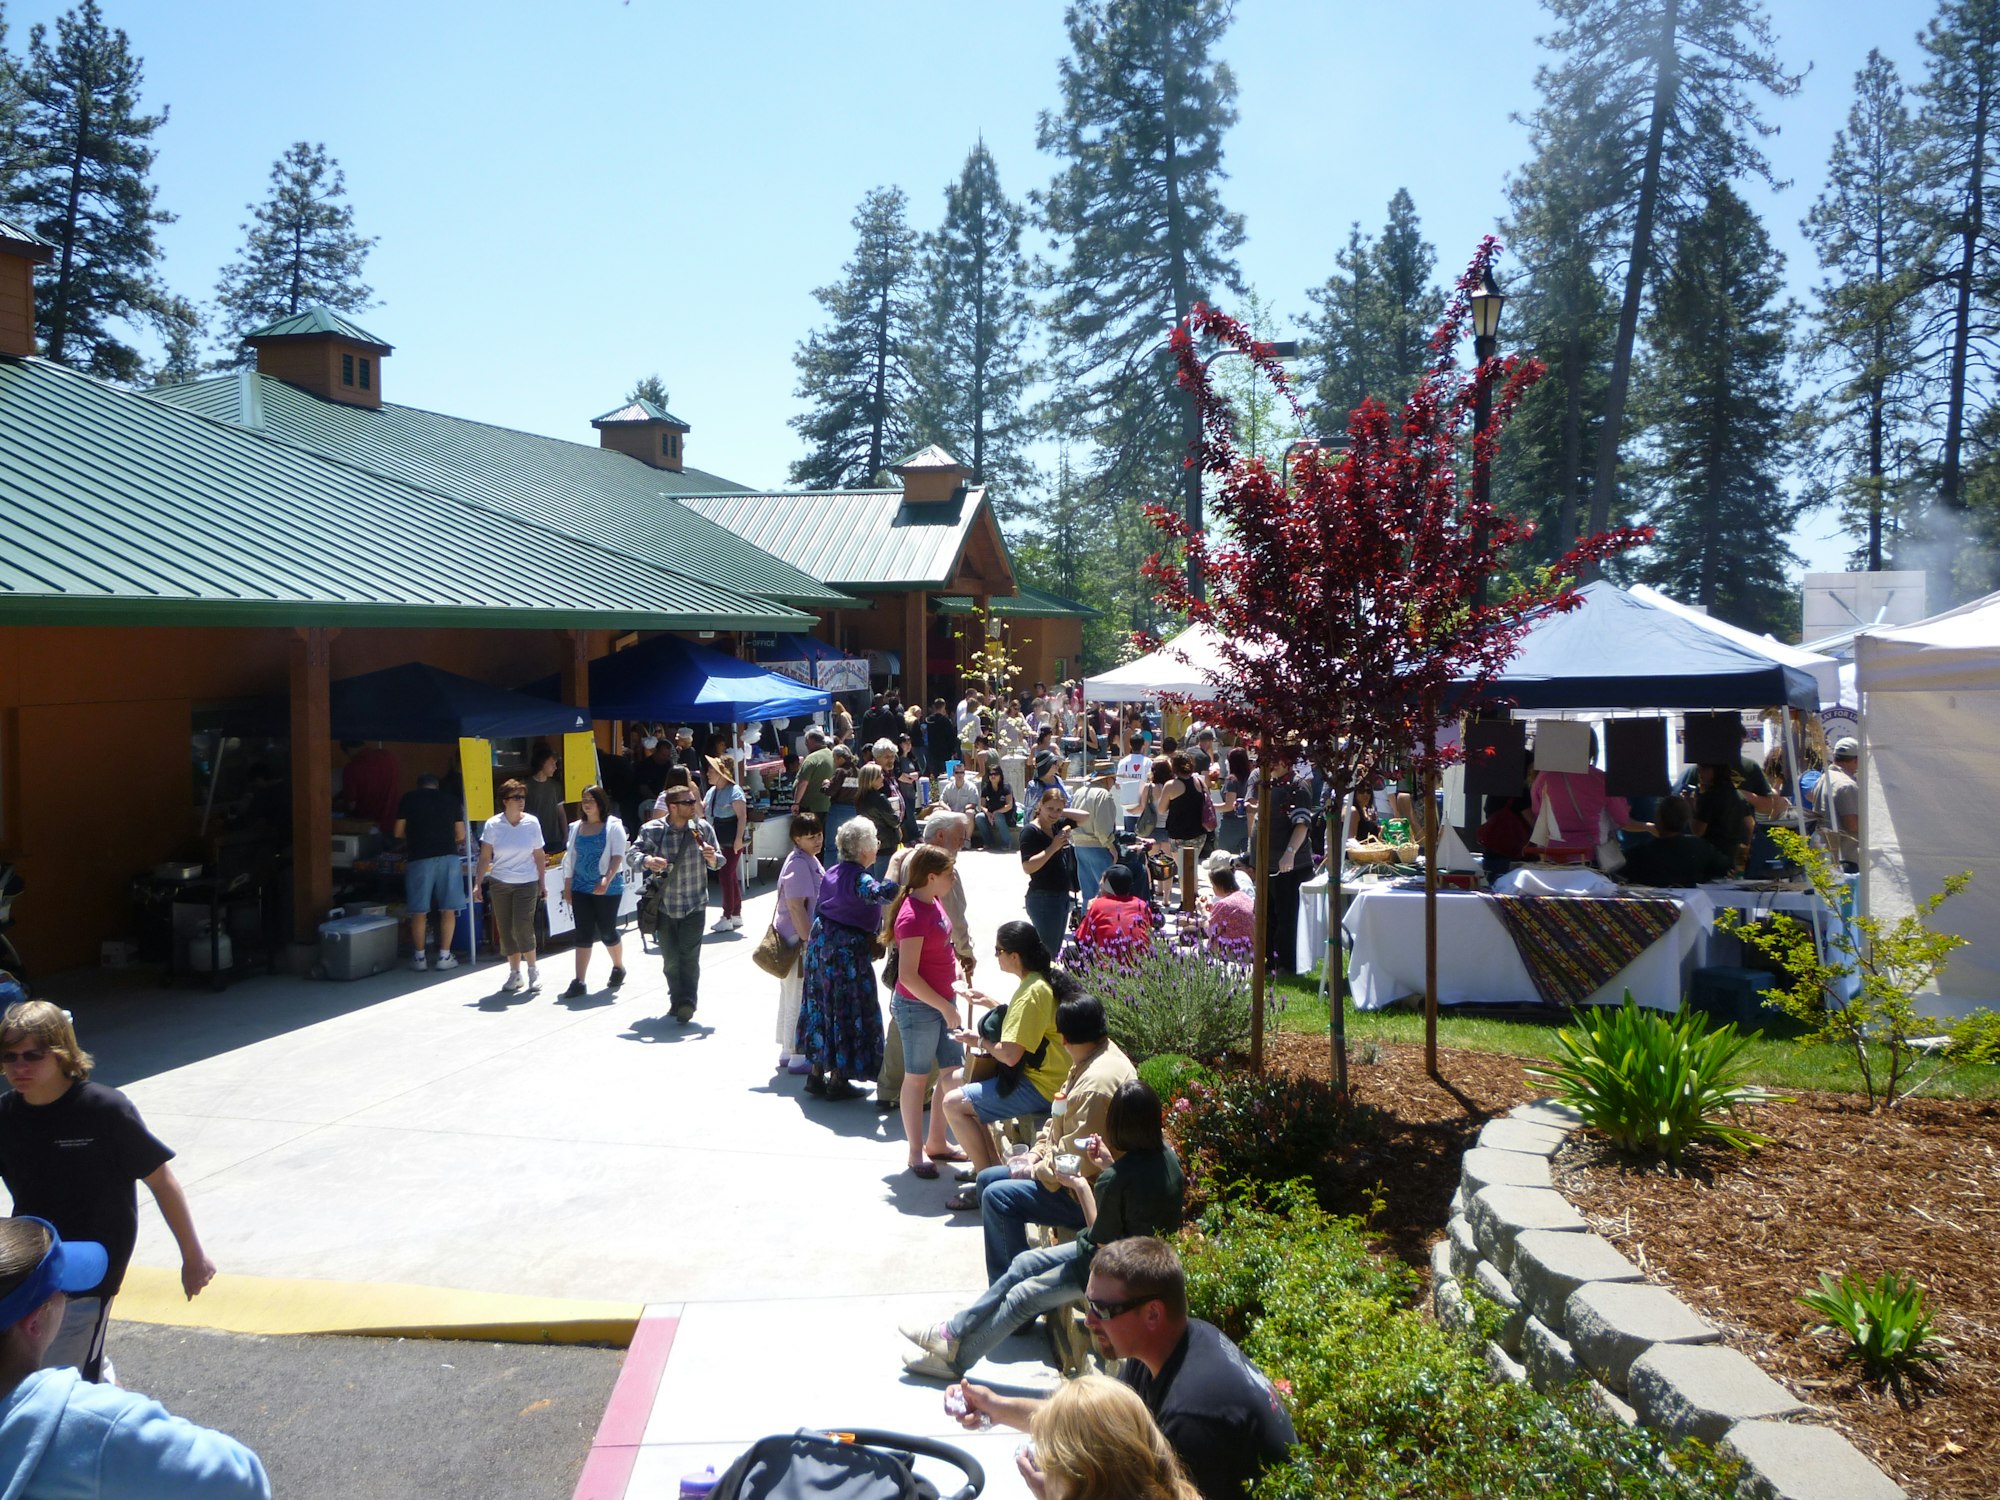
top-left (675, 487), bottom-right (996, 590)
top-left (0, 215), bottom-right (55, 258)
top-left (934, 584), bottom-right (1098, 619)
top-left (889, 443), bottom-right (967, 474)
top-left (150, 372), bottom-right (851, 609)
top-left (0, 356), bottom-right (814, 631)
top-left (593, 398), bottom-right (690, 430)
top-left (241, 306), bottom-right (393, 350)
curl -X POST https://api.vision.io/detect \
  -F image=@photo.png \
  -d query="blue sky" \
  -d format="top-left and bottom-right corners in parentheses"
top-left (10, 0), bottom-right (1945, 573)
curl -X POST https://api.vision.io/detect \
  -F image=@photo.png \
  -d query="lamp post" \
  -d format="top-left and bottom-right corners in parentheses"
top-left (1185, 339), bottom-right (1300, 602)
top-left (1468, 269), bottom-right (1506, 587)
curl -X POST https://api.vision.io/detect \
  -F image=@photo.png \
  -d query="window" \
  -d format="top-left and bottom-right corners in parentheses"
top-left (661, 432), bottom-right (671, 457)
top-left (359, 358), bottom-right (372, 391)
top-left (341, 353), bottom-right (355, 387)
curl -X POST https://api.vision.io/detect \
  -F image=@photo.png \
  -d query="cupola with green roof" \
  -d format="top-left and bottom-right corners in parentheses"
top-left (0, 214), bottom-right (56, 359)
top-left (592, 396), bottom-right (692, 472)
top-left (890, 444), bottom-right (970, 503)
top-left (242, 306), bottom-right (394, 409)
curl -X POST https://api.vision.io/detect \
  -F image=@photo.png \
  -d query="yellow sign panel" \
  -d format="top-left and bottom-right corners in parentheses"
top-left (562, 730), bottom-right (599, 804)
top-left (458, 737), bottom-right (494, 824)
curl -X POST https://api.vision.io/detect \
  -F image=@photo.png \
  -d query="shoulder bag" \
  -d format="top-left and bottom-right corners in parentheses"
top-left (752, 917), bottom-right (801, 979)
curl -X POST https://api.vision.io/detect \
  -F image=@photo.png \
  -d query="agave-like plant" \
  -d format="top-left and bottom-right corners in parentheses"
top-left (1527, 994), bottom-right (1781, 1161)
top-left (1799, 1270), bottom-right (1950, 1403)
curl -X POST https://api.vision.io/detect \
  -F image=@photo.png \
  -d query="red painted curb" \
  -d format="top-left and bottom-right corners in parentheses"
top-left (572, 1305), bottom-right (680, 1500)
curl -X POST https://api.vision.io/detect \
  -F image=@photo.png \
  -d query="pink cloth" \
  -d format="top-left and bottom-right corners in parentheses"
top-left (893, 895), bottom-right (959, 1004)
top-left (1076, 894), bottom-right (1153, 948)
top-left (1530, 769), bottom-right (1630, 846)
top-left (341, 747), bottom-right (401, 834)
top-left (1205, 890), bottom-right (1256, 951)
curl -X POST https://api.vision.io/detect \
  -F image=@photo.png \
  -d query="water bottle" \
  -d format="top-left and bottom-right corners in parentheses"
top-left (679, 1465), bottom-right (719, 1498)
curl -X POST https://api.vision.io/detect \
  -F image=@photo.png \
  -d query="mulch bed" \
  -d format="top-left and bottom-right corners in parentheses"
top-left (1556, 1093), bottom-right (2000, 1500)
top-left (1262, 1034), bottom-right (2000, 1499)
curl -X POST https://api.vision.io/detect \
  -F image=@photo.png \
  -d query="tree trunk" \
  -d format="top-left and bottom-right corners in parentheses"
top-left (1557, 326), bottom-right (1585, 549)
top-left (49, 95), bottom-right (93, 365)
top-left (1249, 771), bottom-right (1273, 1075)
top-left (1585, 0), bottom-right (1682, 561)
top-left (1423, 766), bottom-right (1441, 1079)
top-left (1158, 19), bottom-right (1202, 601)
top-left (1937, 74), bottom-right (1989, 514)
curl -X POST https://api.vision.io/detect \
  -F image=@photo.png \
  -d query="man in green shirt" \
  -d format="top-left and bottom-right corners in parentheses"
top-left (793, 727), bottom-right (834, 816)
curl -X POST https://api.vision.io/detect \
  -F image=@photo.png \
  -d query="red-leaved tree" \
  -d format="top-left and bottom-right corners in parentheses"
top-left (1146, 237), bottom-right (1648, 1087)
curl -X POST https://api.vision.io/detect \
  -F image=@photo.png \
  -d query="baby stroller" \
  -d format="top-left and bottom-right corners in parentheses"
top-left (710, 1428), bottom-right (983, 1500)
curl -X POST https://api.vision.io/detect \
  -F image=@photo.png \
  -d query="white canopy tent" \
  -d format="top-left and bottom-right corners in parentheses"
top-left (1081, 623), bottom-right (1230, 703)
top-left (1628, 585), bottom-right (1848, 705)
top-left (1856, 589), bottom-right (2000, 1019)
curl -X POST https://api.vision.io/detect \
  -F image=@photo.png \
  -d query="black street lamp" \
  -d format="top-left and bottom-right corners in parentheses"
top-left (1185, 339), bottom-right (1301, 601)
top-left (1468, 270), bottom-right (1505, 606)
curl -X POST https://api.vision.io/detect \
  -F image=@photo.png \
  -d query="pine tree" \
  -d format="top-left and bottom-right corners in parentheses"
top-left (626, 373), bottom-right (671, 410)
top-left (911, 142), bottom-right (1036, 511)
top-left (1535, 0), bottom-right (1803, 555)
top-left (213, 141), bottom-right (375, 358)
top-left (1634, 185), bottom-right (1802, 634)
top-left (0, 5), bottom-right (24, 199)
top-left (788, 186), bottom-right (920, 490)
top-left (1906, 0), bottom-right (2000, 529)
top-left (1799, 51), bottom-right (1927, 571)
top-left (146, 289), bottom-right (202, 385)
top-left (11, 0), bottom-right (172, 381)
top-left (1035, 0), bottom-right (1245, 601)
top-left (1302, 193), bottom-right (1442, 433)
top-left (1208, 287), bottom-right (1300, 468)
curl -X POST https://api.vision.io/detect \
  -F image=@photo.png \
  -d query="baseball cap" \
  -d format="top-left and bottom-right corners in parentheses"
top-left (640, 736), bottom-right (659, 750)
top-left (1832, 737), bottom-right (1859, 759)
top-left (0, 1219), bottom-right (108, 1328)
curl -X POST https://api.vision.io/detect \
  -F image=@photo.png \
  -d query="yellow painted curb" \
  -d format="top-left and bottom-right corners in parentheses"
top-left (112, 1265), bottom-right (640, 1347)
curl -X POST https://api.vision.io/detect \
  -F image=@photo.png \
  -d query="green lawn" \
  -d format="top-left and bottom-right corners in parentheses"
top-left (1269, 971), bottom-right (2000, 1101)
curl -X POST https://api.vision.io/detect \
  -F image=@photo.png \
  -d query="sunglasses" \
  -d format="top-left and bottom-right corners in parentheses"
top-left (504, 794), bottom-right (526, 802)
top-left (0, 1048), bottom-right (49, 1066)
top-left (1083, 1294), bottom-right (1155, 1323)
top-left (667, 797), bottom-right (698, 807)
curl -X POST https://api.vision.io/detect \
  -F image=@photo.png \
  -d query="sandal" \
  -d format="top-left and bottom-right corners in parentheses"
top-left (908, 1160), bottom-right (940, 1180)
top-left (926, 1146), bottom-right (970, 1163)
top-left (944, 1187), bottom-right (981, 1212)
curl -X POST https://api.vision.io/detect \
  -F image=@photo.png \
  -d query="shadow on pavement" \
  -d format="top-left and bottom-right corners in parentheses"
top-left (619, 1016), bottom-right (716, 1044)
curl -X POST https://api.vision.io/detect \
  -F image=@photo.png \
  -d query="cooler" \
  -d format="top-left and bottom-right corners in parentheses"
top-left (1686, 965), bottom-right (1777, 1031)
top-left (317, 910), bottom-right (400, 980)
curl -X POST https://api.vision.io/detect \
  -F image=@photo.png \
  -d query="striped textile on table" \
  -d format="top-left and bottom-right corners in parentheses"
top-left (1485, 894), bottom-right (1683, 1009)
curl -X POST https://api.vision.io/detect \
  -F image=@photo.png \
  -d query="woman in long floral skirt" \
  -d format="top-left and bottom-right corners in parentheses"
top-left (795, 817), bottom-right (894, 1100)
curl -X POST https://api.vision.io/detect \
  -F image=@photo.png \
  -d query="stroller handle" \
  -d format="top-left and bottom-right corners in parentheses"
top-left (836, 1428), bottom-right (986, 1500)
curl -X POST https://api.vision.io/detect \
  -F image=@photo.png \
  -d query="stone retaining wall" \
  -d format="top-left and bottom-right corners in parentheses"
top-left (1431, 1099), bottom-right (1907, 1500)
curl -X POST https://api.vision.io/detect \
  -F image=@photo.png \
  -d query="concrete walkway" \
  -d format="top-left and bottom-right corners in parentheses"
top-left (51, 842), bottom-right (1061, 1498)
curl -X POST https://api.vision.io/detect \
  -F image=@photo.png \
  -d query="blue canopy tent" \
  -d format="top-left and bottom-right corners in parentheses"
top-left (330, 663), bottom-right (591, 743)
top-left (752, 634), bottom-right (870, 694)
top-left (1458, 582), bottom-right (1820, 711)
top-left (583, 634), bottom-right (832, 723)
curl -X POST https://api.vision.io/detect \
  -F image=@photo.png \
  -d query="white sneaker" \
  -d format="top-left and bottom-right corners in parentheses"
top-left (409, 955), bottom-right (429, 972)
top-left (434, 952), bottom-right (460, 970)
top-left (712, 916), bottom-right (732, 932)
top-left (501, 972), bottom-right (524, 993)
top-left (731, 915), bottom-right (745, 929)
top-left (526, 965), bottom-right (541, 989)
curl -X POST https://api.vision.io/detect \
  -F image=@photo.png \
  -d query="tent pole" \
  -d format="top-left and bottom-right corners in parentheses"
top-left (1781, 709), bottom-right (1828, 1004)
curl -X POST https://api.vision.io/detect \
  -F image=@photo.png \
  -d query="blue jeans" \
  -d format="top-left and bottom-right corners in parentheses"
top-left (979, 1169), bottom-right (1089, 1282)
top-left (1023, 890), bottom-right (1074, 960)
top-left (891, 995), bottom-right (964, 1071)
top-left (946, 1241), bottom-right (1086, 1372)
top-left (656, 907), bottom-right (705, 1012)
top-left (1073, 845), bottom-right (1113, 904)
top-left (976, 811), bottom-right (1014, 851)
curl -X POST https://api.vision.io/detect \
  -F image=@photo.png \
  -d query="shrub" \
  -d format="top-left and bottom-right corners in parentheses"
top-left (1526, 994), bottom-right (1777, 1162)
top-left (1718, 828), bottom-right (1971, 1109)
top-left (1799, 1270), bottom-right (1950, 1400)
top-left (1945, 1008), bottom-right (2000, 1067)
top-left (1169, 1072), bottom-right (1352, 1192)
top-left (1175, 1183), bottom-right (1740, 1498)
top-left (1136, 1052), bottom-right (1217, 1107)
top-left (1067, 922), bottom-right (1251, 1062)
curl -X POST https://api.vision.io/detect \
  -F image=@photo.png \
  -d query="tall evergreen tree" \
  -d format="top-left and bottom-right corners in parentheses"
top-left (626, 373), bottom-right (671, 410)
top-left (1535, 0), bottom-right (1803, 556)
top-left (1302, 192), bottom-right (1442, 432)
top-left (1799, 51), bottom-right (1927, 570)
top-left (145, 289), bottom-right (202, 386)
top-left (1035, 0), bottom-right (1245, 602)
top-left (0, 5), bottom-right (24, 198)
top-left (788, 185), bottom-right (920, 490)
top-left (911, 142), bottom-right (1036, 511)
top-left (1634, 184), bottom-right (1802, 634)
top-left (1906, 0), bottom-right (2000, 529)
top-left (213, 141), bottom-right (375, 358)
top-left (10, 0), bottom-right (172, 381)
top-left (1207, 287), bottom-right (1301, 469)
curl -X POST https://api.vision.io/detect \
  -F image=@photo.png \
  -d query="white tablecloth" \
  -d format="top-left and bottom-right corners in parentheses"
top-left (1339, 886), bottom-right (1714, 1011)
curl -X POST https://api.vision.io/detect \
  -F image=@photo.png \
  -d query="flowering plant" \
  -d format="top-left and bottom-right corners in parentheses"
top-left (1066, 910), bottom-right (1253, 1063)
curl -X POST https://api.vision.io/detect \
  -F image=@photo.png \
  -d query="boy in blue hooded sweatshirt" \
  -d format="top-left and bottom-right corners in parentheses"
top-left (0, 1216), bottom-right (268, 1497)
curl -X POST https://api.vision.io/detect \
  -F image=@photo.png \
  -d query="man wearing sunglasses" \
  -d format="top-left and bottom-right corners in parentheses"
top-left (631, 788), bottom-right (724, 1023)
top-left (944, 1237), bottom-right (1293, 1500)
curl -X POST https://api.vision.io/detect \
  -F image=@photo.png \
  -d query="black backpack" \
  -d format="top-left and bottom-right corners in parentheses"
top-left (710, 1428), bottom-right (983, 1500)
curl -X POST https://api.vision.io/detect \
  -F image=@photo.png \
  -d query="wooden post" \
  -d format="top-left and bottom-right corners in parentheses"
top-left (1424, 765), bottom-right (1441, 1078)
top-left (289, 626), bottom-right (333, 947)
top-left (1181, 844), bottom-right (1198, 914)
top-left (560, 629), bottom-right (590, 712)
top-left (1249, 767), bottom-right (1273, 1076)
top-left (903, 591), bottom-right (928, 708)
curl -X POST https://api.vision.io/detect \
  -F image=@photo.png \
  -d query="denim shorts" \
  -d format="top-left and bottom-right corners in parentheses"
top-left (404, 854), bottom-right (460, 913)
top-left (892, 995), bottom-right (965, 1072)
top-left (962, 1070), bottom-right (1051, 1124)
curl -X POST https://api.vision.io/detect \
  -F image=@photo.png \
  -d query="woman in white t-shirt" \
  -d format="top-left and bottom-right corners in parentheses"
top-left (476, 779), bottom-right (550, 990)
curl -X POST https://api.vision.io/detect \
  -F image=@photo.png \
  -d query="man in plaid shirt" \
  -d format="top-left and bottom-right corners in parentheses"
top-left (630, 788), bottom-right (724, 1022)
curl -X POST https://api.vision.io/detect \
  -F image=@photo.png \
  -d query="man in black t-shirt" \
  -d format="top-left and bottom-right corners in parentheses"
top-left (951, 1237), bottom-right (1293, 1500)
top-left (0, 1001), bottom-right (215, 1382)
top-left (394, 773), bottom-right (468, 967)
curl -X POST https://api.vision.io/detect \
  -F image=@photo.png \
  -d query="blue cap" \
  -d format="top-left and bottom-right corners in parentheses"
top-left (0, 1219), bottom-right (108, 1328)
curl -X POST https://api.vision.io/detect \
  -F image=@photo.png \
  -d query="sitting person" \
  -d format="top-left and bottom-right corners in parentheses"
top-left (941, 922), bottom-right (1079, 1208)
top-left (1017, 1375), bottom-right (1203, 1500)
top-left (0, 1218), bottom-right (270, 1497)
top-left (901, 1079), bottom-right (1183, 1381)
top-left (1691, 763), bottom-right (1754, 872)
top-left (1074, 864), bottom-right (1154, 950)
top-left (1618, 793), bottom-right (1733, 887)
top-left (1201, 855), bottom-right (1255, 959)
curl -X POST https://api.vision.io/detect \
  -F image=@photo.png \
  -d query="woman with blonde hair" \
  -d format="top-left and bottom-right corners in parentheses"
top-left (882, 843), bottom-right (965, 1177)
top-left (1022, 1374), bottom-right (1201, 1500)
